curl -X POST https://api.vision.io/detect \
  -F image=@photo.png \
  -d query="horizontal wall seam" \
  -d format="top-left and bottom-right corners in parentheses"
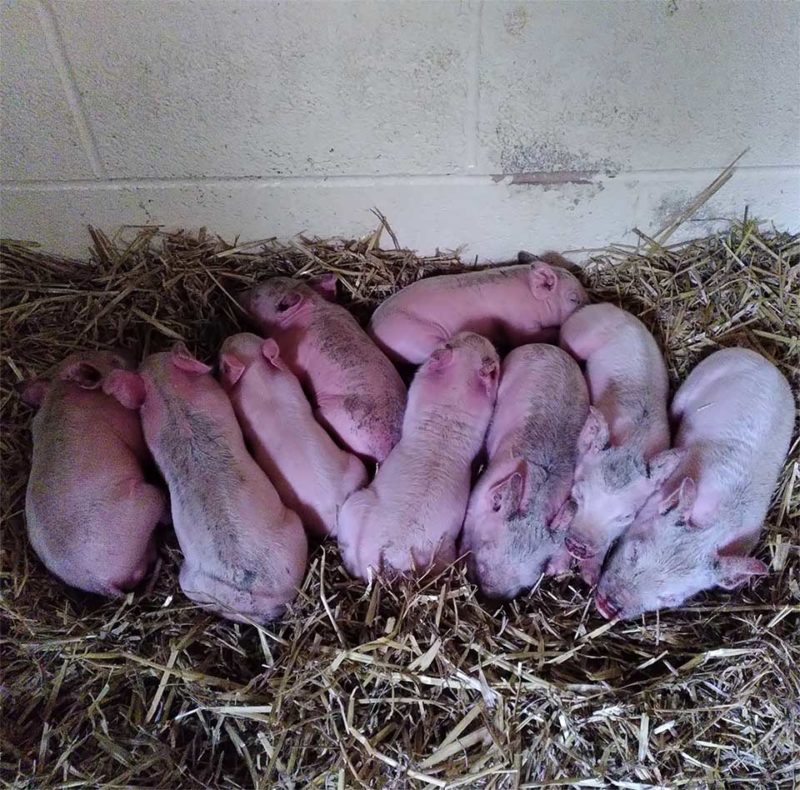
top-left (2, 165), bottom-right (800, 193)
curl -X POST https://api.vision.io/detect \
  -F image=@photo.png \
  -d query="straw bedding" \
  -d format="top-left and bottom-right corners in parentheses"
top-left (1, 217), bottom-right (798, 788)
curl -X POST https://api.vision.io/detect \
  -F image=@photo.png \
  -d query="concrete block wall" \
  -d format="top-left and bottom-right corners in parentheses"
top-left (1, 0), bottom-right (798, 260)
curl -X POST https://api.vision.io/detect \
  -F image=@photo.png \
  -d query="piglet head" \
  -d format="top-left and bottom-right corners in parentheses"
top-left (463, 458), bottom-right (526, 558)
top-left (19, 349), bottom-right (134, 408)
top-left (132, 344), bottom-right (211, 391)
top-left (566, 407), bottom-right (683, 561)
top-left (219, 334), bottom-right (286, 390)
top-left (170, 342), bottom-right (212, 375)
top-left (452, 332), bottom-right (500, 401)
top-left (525, 254), bottom-right (588, 323)
top-left (462, 461), bottom-right (572, 599)
top-left (595, 477), bottom-right (768, 620)
top-left (239, 277), bottom-right (313, 331)
top-left (218, 333), bottom-right (265, 387)
top-left (421, 333), bottom-right (499, 406)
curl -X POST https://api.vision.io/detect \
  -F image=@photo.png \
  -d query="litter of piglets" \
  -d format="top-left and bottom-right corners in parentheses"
top-left (16, 244), bottom-right (795, 623)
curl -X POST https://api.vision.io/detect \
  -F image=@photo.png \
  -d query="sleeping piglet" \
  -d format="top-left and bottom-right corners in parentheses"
top-left (559, 303), bottom-right (682, 583)
top-left (337, 332), bottom-right (499, 581)
top-left (368, 251), bottom-right (587, 365)
top-left (218, 332), bottom-right (368, 537)
top-left (22, 350), bottom-right (165, 596)
top-left (104, 342), bottom-right (308, 624)
top-left (596, 348), bottom-right (795, 620)
top-left (240, 275), bottom-right (406, 463)
top-left (461, 344), bottom-right (588, 599)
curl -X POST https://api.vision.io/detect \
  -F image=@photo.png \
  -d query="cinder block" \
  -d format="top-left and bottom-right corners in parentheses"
top-left (0, 0), bottom-right (94, 180)
top-left (52, 0), bottom-right (474, 178)
top-left (2, 168), bottom-right (797, 259)
top-left (477, 0), bottom-right (800, 175)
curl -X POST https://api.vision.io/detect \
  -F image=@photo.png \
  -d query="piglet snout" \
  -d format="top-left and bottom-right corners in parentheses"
top-left (565, 535), bottom-right (593, 560)
top-left (595, 592), bottom-right (622, 619)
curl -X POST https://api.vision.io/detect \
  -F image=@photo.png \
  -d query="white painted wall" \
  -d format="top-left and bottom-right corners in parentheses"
top-left (1, 0), bottom-right (798, 260)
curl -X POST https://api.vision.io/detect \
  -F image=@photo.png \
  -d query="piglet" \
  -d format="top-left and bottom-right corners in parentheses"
top-left (240, 275), bottom-right (406, 463)
top-left (337, 332), bottom-right (499, 580)
top-left (22, 350), bottom-right (165, 596)
top-left (104, 342), bottom-right (308, 624)
top-left (559, 303), bottom-right (682, 583)
top-left (596, 348), bottom-right (794, 620)
top-left (368, 251), bottom-right (587, 365)
top-left (461, 345), bottom-right (588, 599)
top-left (219, 332), bottom-right (368, 536)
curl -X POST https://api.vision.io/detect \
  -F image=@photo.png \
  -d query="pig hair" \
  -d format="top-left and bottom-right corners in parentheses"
top-left (506, 503), bottom-right (561, 577)
top-left (164, 410), bottom-right (243, 479)
top-left (600, 447), bottom-right (648, 490)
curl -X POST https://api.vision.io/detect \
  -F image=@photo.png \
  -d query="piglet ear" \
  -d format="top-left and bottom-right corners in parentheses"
top-left (577, 407), bottom-right (610, 455)
top-left (18, 378), bottom-right (49, 408)
top-left (479, 357), bottom-right (499, 394)
top-left (529, 262), bottom-right (558, 299)
top-left (646, 448), bottom-right (685, 486)
top-left (62, 361), bottom-right (103, 390)
top-left (677, 477), bottom-right (697, 518)
top-left (171, 342), bottom-right (212, 375)
top-left (260, 338), bottom-right (282, 368)
top-left (427, 346), bottom-right (454, 371)
top-left (549, 498), bottom-right (577, 535)
top-left (488, 459), bottom-right (527, 517)
top-left (658, 476), bottom-right (697, 520)
top-left (103, 369), bottom-right (146, 409)
top-left (276, 290), bottom-right (303, 314)
top-left (218, 352), bottom-right (246, 388)
top-left (715, 556), bottom-right (769, 590)
top-left (308, 273), bottom-right (338, 301)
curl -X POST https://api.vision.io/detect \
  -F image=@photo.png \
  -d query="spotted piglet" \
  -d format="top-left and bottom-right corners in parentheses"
top-left (337, 332), bottom-right (499, 581)
top-left (596, 348), bottom-right (794, 620)
top-left (241, 275), bottom-right (406, 464)
top-left (104, 342), bottom-right (308, 624)
top-left (22, 350), bottom-right (165, 596)
top-left (559, 303), bottom-right (683, 583)
top-left (461, 345), bottom-right (588, 599)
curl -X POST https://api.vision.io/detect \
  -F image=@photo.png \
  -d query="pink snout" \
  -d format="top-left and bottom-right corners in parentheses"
top-left (464, 545), bottom-right (531, 601)
top-left (595, 592), bottom-right (622, 620)
top-left (565, 535), bottom-right (596, 560)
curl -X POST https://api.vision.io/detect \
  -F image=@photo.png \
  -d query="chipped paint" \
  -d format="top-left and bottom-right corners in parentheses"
top-left (503, 6), bottom-right (529, 36)
top-left (495, 127), bottom-right (622, 178)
